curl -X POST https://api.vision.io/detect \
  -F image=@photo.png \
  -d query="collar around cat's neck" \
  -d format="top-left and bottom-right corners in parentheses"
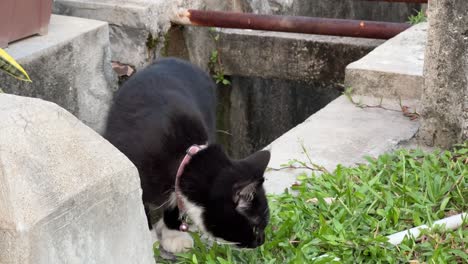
top-left (175, 144), bottom-right (207, 232)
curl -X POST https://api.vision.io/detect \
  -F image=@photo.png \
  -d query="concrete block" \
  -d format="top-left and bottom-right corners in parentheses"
top-left (53, 0), bottom-right (172, 69)
top-left (0, 94), bottom-right (154, 264)
top-left (345, 23), bottom-right (428, 100)
top-left (263, 95), bottom-right (420, 194)
top-left (212, 28), bottom-right (384, 83)
top-left (0, 15), bottom-right (117, 134)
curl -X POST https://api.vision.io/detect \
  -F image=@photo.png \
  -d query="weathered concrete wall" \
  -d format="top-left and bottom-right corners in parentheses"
top-left (418, 0), bottom-right (468, 147)
top-left (0, 15), bottom-right (117, 134)
top-left (53, 0), bottom-right (422, 71)
top-left (0, 94), bottom-right (153, 264)
top-left (241, 0), bottom-right (422, 22)
top-left (215, 29), bottom-right (383, 82)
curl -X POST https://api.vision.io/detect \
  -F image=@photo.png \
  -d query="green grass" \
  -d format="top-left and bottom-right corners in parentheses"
top-left (155, 143), bottom-right (468, 263)
top-left (408, 9), bottom-right (427, 25)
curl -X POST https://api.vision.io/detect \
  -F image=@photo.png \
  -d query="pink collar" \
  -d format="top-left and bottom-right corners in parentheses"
top-left (175, 144), bottom-right (207, 231)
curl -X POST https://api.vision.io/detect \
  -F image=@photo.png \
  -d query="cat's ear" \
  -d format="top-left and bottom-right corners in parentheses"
top-left (233, 181), bottom-right (262, 210)
top-left (234, 150), bottom-right (270, 210)
top-left (243, 150), bottom-right (271, 177)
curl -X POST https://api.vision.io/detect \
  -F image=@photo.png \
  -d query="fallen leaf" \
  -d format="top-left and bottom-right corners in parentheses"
top-left (112, 61), bottom-right (135, 77)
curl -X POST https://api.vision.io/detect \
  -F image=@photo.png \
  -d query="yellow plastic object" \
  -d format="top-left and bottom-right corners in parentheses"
top-left (0, 48), bottom-right (31, 82)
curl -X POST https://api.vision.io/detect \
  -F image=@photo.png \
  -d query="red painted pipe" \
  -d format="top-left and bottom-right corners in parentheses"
top-left (173, 9), bottom-right (411, 39)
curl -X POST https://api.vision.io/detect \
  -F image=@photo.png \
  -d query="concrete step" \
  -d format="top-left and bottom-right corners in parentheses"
top-left (0, 15), bottom-right (116, 134)
top-left (263, 95), bottom-right (421, 194)
top-left (345, 23), bottom-right (428, 99)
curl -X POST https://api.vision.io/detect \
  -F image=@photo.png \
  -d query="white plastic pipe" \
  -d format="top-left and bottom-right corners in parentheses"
top-left (312, 213), bottom-right (466, 261)
top-left (386, 213), bottom-right (467, 245)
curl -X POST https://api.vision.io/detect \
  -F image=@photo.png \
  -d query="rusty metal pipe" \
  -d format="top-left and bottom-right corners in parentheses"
top-left (172, 9), bottom-right (411, 39)
top-left (361, 0), bottom-right (427, 3)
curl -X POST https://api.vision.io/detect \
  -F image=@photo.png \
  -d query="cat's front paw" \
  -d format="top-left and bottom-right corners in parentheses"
top-left (160, 229), bottom-right (194, 253)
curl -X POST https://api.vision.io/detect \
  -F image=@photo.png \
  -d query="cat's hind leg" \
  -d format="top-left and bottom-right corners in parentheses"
top-left (156, 206), bottom-right (194, 253)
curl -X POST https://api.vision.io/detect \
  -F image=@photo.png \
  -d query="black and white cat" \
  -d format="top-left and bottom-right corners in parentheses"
top-left (104, 58), bottom-right (270, 253)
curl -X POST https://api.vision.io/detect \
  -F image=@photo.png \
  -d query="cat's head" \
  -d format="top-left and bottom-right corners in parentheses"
top-left (179, 145), bottom-right (271, 248)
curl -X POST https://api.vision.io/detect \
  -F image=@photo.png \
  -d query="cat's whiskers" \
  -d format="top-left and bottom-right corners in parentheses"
top-left (153, 200), bottom-right (169, 211)
top-left (152, 192), bottom-right (177, 211)
top-left (202, 234), bottom-right (239, 246)
top-left (215, 241), bottom-right (239, 246)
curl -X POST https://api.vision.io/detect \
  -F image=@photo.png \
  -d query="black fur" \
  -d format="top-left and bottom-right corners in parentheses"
top-left (104, 58), bottom-right (270, 248)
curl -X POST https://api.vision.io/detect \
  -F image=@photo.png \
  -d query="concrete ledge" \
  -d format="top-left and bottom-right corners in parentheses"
top-left (0, 15), bottom-right (117, 134)
top-left (216, 29), bottom-right (384, 82)
top-left (345, 23), bottom-right (428, 99)
top-left (263, 95), bottom-right (420, 194)
top-left (0, 94), bottom-right (153, 264)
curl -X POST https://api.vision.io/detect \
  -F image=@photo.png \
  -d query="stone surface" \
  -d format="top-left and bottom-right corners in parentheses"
top-left (242, 0), bottom-right (422, 22)
top-left (0, 94), bottom-right (154, 264)
top-left (345, 23), bottom-right (428, 100)
top-left (418, 1), bottom-right (468, 148)
top-left (0, 15), bottom-right (117, 134)
top-left (262, 95), bottom-right (421, 194)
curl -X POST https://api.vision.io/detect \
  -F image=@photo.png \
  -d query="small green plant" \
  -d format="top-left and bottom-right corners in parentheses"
top-left (161, 30), bottom-right (171, 57)
top-left (155, 144), bottom-right (467, 263)
top-left (145, 32), bottom-right (160, 60)
top-left (208, 28), bottom-right (230, 86)
top-left (209, 50), bottom-right (231, 86)
top-left (408, 9), bottom-right (427, 25)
